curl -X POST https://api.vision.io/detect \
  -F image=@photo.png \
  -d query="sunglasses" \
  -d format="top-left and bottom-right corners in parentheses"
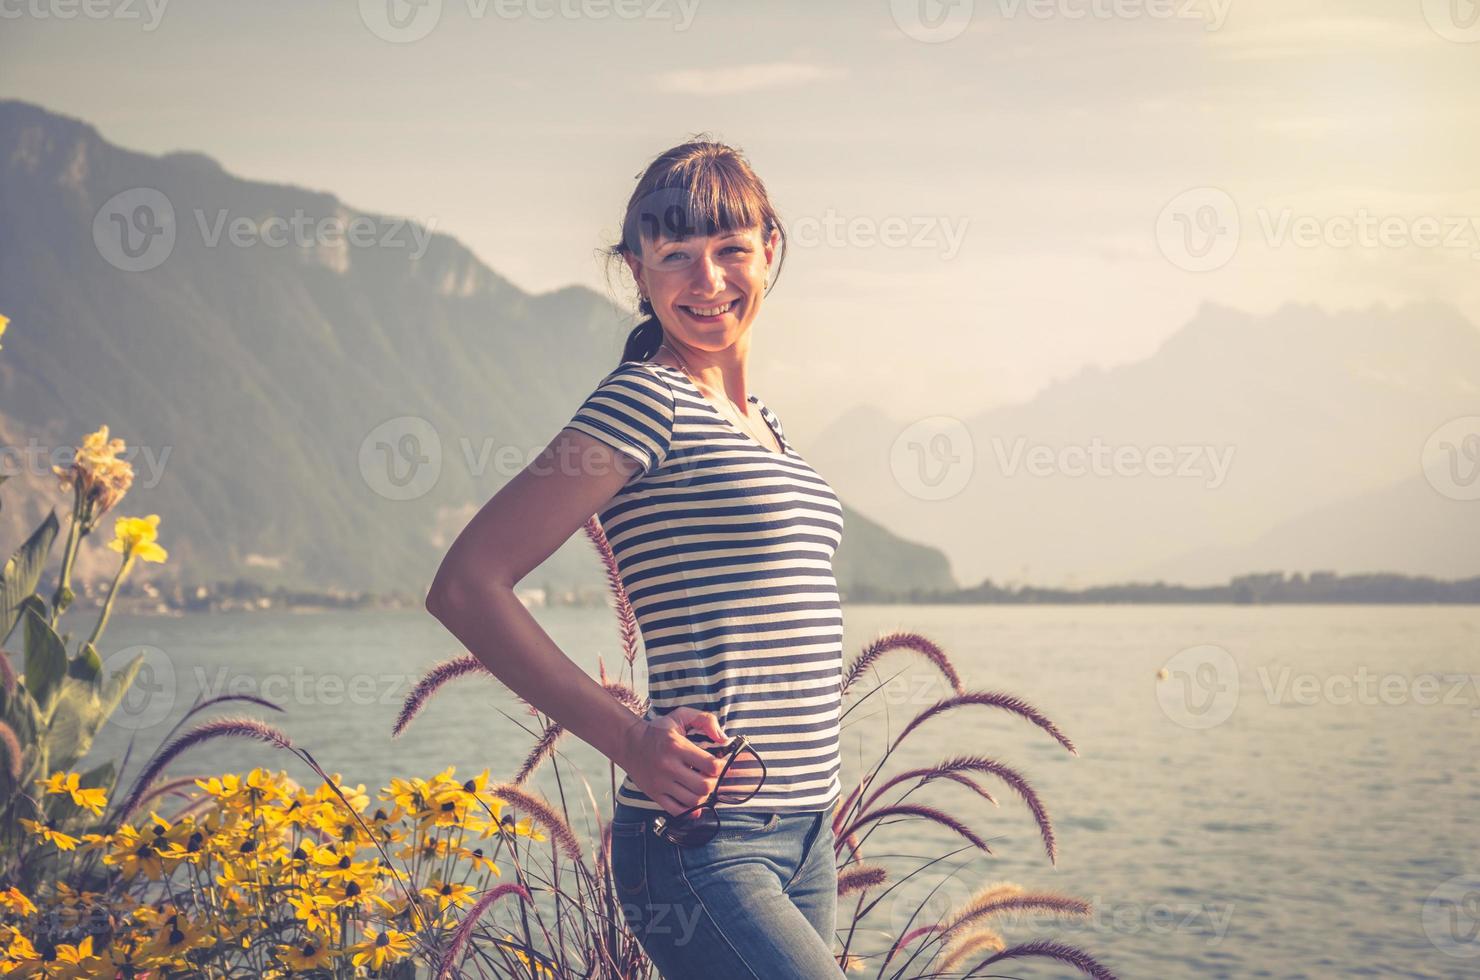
top-left (650, 733), bottom-right (767, 846)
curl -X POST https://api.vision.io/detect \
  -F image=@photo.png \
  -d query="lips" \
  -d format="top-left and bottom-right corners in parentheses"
top-left (680, 299), bottom-right (737, 318)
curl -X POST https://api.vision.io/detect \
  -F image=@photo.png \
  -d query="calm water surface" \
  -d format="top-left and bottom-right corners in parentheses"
top-left (91, 604), bottom-right (1480, 979)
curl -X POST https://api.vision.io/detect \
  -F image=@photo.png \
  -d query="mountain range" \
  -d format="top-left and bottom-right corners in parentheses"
top-left (0, 99), bottom-right (955, 597)
top-left (805, 301), bottom-right (1480, 586)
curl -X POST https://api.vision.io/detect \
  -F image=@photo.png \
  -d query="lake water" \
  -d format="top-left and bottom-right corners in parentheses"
top-left (88, 604), bottom-right (1480, 979)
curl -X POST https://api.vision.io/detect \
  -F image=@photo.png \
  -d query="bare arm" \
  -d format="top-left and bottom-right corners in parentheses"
top-left (424, 428), bottom-right (725, 815)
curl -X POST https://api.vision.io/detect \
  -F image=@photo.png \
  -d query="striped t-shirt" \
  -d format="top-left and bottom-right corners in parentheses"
top-left (562, 358), bottom-right (845, 813)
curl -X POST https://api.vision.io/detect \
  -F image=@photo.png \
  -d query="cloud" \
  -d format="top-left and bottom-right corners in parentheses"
top-left (651, 61), bottom-right (845, 95)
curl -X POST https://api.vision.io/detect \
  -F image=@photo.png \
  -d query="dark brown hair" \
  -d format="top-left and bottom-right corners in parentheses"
top-left (604, 135), bottom-right (788, 366)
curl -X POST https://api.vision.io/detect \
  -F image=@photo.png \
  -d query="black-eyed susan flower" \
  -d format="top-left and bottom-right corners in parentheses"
top-left (420, 878), bottom-right (475, 914)
top-left (139, 911), bottom-right (214, 964)
top-left (5, 934), bottom-right (100, 979)
top-left (276, 938), bottom-right (336, 970)
top-left (19, 818), bottom-right (80, 851)
top-left (42, 772), bottom-right (109, 816)
top-left (347, 927), bottom-right (411, 970)
top-left (0, 887), bottom-right (37, 916)
top-left (286, 892), bottom-right (338, 936)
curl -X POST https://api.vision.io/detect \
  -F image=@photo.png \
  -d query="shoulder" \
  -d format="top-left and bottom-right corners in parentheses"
top-left (563, 360), bottom-right (677, 476)
top-left (585, 360), bottom-right (677, 413)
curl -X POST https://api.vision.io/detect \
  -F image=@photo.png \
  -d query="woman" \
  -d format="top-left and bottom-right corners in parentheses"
top-left (425, 138), bottom-right (847, 979)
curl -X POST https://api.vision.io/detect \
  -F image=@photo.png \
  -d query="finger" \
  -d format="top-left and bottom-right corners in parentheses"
top-left (679, 741), bottom-right (726, 777)
top-left (666, 759), bottom-right (711, 798)
top-left (702, 712), bottom-right (729, 743)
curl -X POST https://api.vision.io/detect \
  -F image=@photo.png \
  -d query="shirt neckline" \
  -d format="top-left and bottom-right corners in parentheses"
top-left (640, 361), bottom-right (790, 457)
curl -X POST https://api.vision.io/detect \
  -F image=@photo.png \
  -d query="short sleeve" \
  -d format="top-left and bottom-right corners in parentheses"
top-left (561, 363), bottom-right (675, 481)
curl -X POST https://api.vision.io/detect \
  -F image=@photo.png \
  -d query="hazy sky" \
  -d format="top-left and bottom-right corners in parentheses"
top-left (4, 0), bottom-right (1478, 436)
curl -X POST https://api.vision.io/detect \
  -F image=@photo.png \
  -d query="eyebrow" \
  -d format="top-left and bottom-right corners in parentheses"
top-left (659, 232), bottom-right (747, 247)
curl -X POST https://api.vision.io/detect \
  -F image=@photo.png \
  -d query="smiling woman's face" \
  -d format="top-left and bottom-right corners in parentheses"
top-left (625, 224), bottom-right (781, 355)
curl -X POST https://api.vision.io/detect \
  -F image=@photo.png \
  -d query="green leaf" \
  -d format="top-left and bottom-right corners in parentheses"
top-left (43, 681), bottom-right (104, 774)
top-left (2, 510), bottom-right (59, 644)
top-left (100, 652), bottom-right (145, 720)
top-left (23, 606), bottom-right (68, 713)
top-left (67, 642), bottom-right (105, 690)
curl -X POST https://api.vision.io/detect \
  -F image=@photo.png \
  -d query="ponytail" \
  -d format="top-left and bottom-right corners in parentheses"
top-left (620, 313), bottom-right (664, 365)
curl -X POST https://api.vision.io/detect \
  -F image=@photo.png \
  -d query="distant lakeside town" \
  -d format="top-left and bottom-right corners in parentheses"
top-left (40, 569), bottom-right (1480, 617)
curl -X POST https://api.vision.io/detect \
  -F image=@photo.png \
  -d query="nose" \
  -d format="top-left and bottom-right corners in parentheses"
top-left (690, 250), bottom-right (726, 296)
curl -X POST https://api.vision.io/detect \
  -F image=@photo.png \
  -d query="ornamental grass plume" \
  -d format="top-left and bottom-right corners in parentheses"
top-left (116, 716), bottom-right (296, 819)
top-left (392, 653), bottom-right (486, 737)
top-left (968, 938), bottom-right (1119, 979)
top-left (841, 629), bottom-right (964, 697)
top-left (480, 782), bottom-right (584, 865)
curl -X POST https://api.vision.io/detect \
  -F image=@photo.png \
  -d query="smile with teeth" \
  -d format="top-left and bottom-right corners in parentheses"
top-left (682, 299), bottom-right (737, 317)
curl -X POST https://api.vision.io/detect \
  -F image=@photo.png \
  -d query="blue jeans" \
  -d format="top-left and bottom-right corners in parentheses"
top-left (609, 798), bottom-right (846, 979)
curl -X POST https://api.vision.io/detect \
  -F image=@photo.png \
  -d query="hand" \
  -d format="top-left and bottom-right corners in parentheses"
top-left (616, 706), bottom-right (730, 816)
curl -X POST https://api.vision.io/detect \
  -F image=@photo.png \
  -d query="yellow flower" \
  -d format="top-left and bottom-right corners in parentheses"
top-left (7, 934), bottom-right (99, 979)
top-left (511, 816), bottom-right (547, 843)
top-left (19, 818), bottom-right (80, 851)
top-left (287, 892), bottom-right (338, 936)
top-left (0, 312), bottom-right (8, 348)
top-left (462, 845), bottom-right (501, 876)
top-left (277, 939), bottom-right (337, 970)
top-left (42, 772), bottom-right (109, 817)
top-left (103, 823), bottom-right (165, 880)
top-left (195, 774), bottom-right (242, 799)
top-left (420, 878), bottom-right (475, 913)
top-left (107, 514), bottom-right (168, 563)
top-left (503, 934), bottom-right (558, 977)
top-left (348, 927), bottom-right (411, 970)
top-left (139, 911), bottom-right (214, 963)
top-left (0, 887), bottom-right (36, 916)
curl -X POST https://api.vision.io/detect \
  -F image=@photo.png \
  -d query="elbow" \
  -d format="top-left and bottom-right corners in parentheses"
top-left (424, 567), bottom-right (462, 620)
top-left (424, 564), bottom-right (512, 621)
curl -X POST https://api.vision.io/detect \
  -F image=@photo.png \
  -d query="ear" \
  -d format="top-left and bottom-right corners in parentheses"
top-left (623, 250), bottom-right (645, 295)
top-left (762, 225), bottom-right (781, 268)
